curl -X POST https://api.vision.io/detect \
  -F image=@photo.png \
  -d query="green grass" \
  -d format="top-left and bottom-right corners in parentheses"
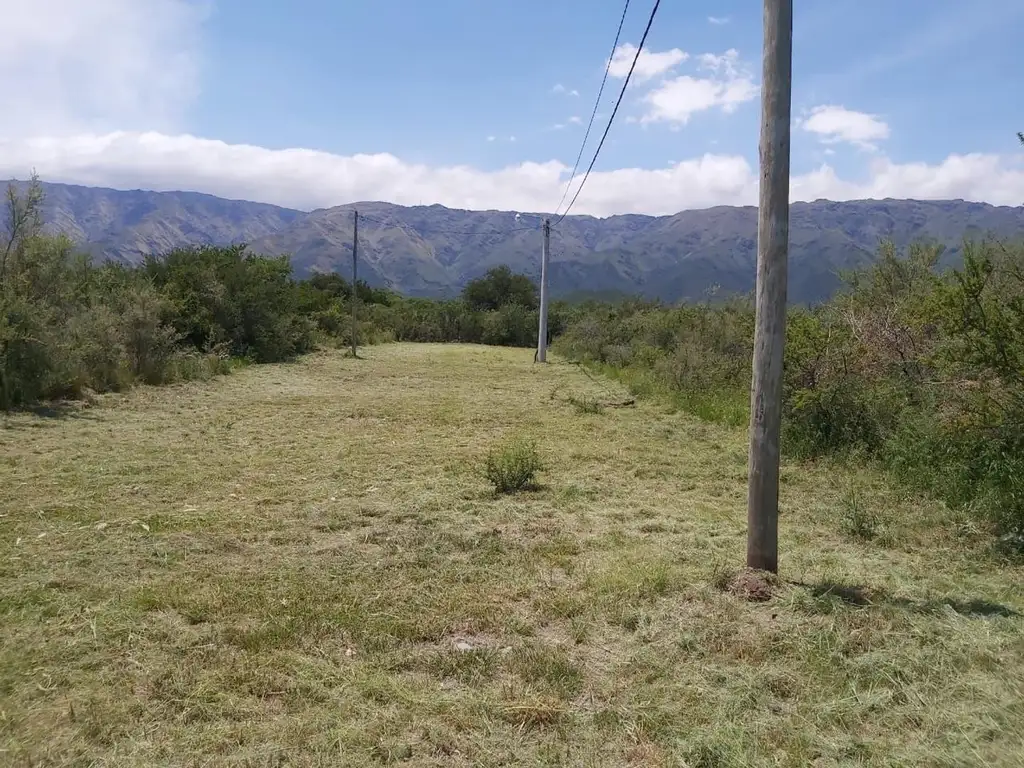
top-left (590, 360), bottom-right (750, 427)
top-left (1, 343), bottom-right (1022, 766)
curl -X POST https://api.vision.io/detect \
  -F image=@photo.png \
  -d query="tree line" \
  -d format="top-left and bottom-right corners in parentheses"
top-left (0, 178), bottom-right (567, 410)
top-left (554, 239), bottom-right (1024, 549)
top-left (4, 176), bottom-right (1024, 548)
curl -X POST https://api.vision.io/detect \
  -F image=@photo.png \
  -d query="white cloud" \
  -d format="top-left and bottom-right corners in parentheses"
top-left (1, 4), bottom-right (1020, 223)
top-left (788, 154), bottom-right (1024, 206)
top-left (609, 43), bottom-right (688, 82)
top-left (708, 16), bottom-right (730, 25)
top-left (642, 77), bottom-right (756, 124)
top-left (640, 49), bottom-right (758, 125)
top-left (553, 116), bottom-right (581, 131)
top-left (551, 84), bottom-right (579, 96)
top-left (0, 0), bottom-right (205, 138)
top-left (2, 131), bottom-right (1022, 218)
top-left (801, 105), bottom-right (891, 149)
top-left (697, 49), bottom-right (743, 76)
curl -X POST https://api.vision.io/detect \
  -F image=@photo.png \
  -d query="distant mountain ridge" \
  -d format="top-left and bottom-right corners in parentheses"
top-left (19, 180), bottom-right (1024, 304)
top-left (28, 181), bottom-right (303, 262)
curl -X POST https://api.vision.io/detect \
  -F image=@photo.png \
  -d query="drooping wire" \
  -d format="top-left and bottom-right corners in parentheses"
top-left (552, 0), bottom-right (661, 227)
top-left (552, 0), bottom-right (632, 219)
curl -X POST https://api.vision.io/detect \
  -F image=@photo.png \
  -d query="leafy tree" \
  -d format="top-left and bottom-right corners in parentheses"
top-left (462, 265), bottom-right (538, 312)
top-left (144, 244), bottom-right (313, 363)
top-left (0, 172), bottom-right (44, 288)
top-left (1, 178), bottom-right (194, 407)
top-left (297, 272), bottom-right (396, 313)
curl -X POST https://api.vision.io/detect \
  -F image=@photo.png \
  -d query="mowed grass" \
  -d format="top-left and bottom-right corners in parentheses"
top-left (2, 343), bottom-right (1023, 767)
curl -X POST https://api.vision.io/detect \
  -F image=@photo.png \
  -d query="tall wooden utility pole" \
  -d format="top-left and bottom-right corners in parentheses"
top-left (746, 0), bottom-right (792, 574)
top-left (536, 218), bottom-right (551, 362)
top-left (350, 210), bottom-right (359, 358)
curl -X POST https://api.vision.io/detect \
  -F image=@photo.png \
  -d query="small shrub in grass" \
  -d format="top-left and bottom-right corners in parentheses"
top-left (484, 437), bottom-right (542, 494)
top-left (838, 486), bottom-right (882, 541)
top-left (709, 561), bottom-right (733, 592)
top-left (172, 350), bottom-right (232, 382)
top-left (567, 394), bottom-right (603, 415)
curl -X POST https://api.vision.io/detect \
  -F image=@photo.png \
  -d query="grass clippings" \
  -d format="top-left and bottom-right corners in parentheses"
top-left (1, 343), bottom-right (1022, 766)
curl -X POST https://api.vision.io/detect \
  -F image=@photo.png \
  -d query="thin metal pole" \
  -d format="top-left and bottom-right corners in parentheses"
top-left (351, 210), bottom-right (359, 358)
top-left (536, 218), bottom-right (550, 362)
top-left (746, 0), bottom-right (793, 574)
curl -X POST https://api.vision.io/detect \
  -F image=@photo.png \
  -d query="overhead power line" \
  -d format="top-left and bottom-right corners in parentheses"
top-left (357, 211), bottom-right (541, 237)
top-left (553, 0), bottom-right (661, 227)
top-left (552, 0), bottom-right (632, 219)
top-left (325, 3), bottom-right (657, 239)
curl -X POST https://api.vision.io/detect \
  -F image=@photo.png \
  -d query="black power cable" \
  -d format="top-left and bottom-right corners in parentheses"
top-left (553, 0), bottom-right (661, 227)
top-left (553, 0), bottom-right (632, 218)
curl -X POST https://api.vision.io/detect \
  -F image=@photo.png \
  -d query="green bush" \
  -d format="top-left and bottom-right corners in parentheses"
top-left (64, 305), bottom-right (134, 394)
top-left (484, 437), bottom-right (543, 494)
top-left (783, 379), bottom-right (891, 458)
top-left (553, 297), bottom-right (752, 424)
top-left (145, 244), bottom-right (315, 363)
top-left (553, 239), bottom-right (1024, 546)
top-left (837, 487), bottom-right (883, 541)
top-left (0, 179), bottom-right (265, 408)
top-left (0, 293), bottom-right (54, 408)
top-left (481, 302), bottom-right (535, 347)
top-left (7, 173), bottom-right (1024, 547)
top-left (463, 265), bottom-right (538, 311)
top-left (786, 240), bottom-right (1024, 540)
top-left (171, 349), bottom-right (233, 381)
top-left (567, 394), bottom-right (603, 415)
top-left (0, 178), bottom-right (548, 411)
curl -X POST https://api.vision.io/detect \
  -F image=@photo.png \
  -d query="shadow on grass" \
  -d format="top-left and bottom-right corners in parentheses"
top-left (488, 482), bottom-right (550, 499)
top-left (795, 580), bottom-right (1020, 618)
top-left (2, 401), bottom-right (101, 428)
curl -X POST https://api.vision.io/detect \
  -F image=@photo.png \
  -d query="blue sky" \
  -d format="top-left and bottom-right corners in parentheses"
top-left (0, 0), bottom-right (1022, 215)
top-left (195, 0), bottom-right (1024, 174)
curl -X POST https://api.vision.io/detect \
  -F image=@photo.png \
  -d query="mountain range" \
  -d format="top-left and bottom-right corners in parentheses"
top-left (19, 180), bottom-right (1024, 304)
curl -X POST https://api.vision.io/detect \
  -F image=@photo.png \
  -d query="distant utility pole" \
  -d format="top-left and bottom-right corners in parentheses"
top-left (351, 210), bottom-right (359, 358)
top-left (746, 0), bottom-right (792, 574)
top-left (536, 218), bottom-right (551, 362)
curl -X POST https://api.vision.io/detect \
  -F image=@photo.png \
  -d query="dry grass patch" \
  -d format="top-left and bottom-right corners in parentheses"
top-left (2, 343), bottom-right (1023, 766)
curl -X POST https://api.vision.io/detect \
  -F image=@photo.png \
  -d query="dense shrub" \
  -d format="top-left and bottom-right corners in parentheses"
top-left (0, 180), bottom-right (183, 406)
top-left (553, 297), bottom-right (753, 424)
top-left (144, 244), bottom-right (315, 363)
top-left (780, 240), bottom-right (1024, 539)
top-left (463, 265), bottom-right (539, 311)
top-left (0, 179), bottom-right (315, 408)
top-left (555, 239), bottom-right (1024, 544)
top-left (360, 291), bottom-right (566, 349)
top-left (0, 178), bottom-right (552, 412)
top-left (11, 172), bottom-right (1022, 546)
top-left (481, 302), bottom-right (535, 347)
top-left (484, 437), bottom-right (543, 494)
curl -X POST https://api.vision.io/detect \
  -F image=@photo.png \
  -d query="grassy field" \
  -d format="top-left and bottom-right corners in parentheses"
top-left (2, 343), bottom-right (1022, 767)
